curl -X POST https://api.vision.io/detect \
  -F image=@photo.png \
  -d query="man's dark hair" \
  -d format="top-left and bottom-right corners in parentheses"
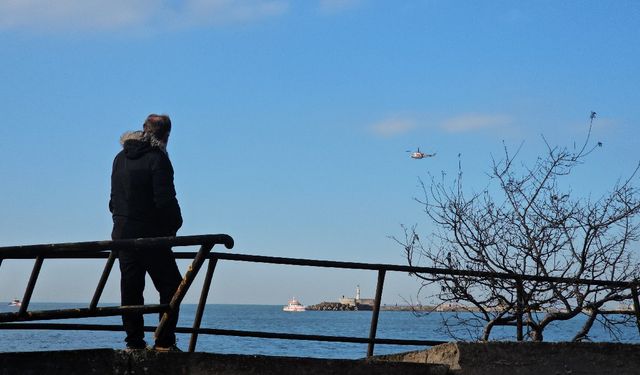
top-left (143, 114), bottom-right (171, 142)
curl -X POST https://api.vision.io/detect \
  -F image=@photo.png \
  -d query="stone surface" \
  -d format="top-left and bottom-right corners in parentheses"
top-left (0, 349), bottom-right (118, 375)
top-left (0, 349), bottom-right (448, 375)
top-left (374, 341), bottom-right (640, 375)
top-left (5, 342), bottom-right (639, 374)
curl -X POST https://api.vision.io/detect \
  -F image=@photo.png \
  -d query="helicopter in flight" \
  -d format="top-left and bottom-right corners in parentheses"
top-left (406, 147), bottom-right (436, 159)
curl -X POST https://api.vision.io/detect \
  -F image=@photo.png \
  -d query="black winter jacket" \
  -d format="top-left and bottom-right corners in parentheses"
top-left (109, 131), bottom-right (183, 239)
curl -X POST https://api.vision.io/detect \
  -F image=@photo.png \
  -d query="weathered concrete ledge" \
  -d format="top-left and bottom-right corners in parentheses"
top-left (4, 342), bottom-right (640, 374)
top-left (0, 349), bottom-right (447, 375)
top-left (374, 341), bottom-right (640, 375)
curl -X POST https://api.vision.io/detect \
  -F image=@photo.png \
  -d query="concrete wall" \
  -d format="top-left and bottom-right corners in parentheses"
top-left (0, 349), bottom-right (448, 375)
top-left (374, 341), bottom-right (640, 375)
top-left (4, 342), bottom-right (640, 374)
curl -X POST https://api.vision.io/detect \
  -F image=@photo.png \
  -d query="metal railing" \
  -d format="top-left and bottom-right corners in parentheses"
top-left (1, 235), bottom-right (640, 357)
top-left (0, 235), bottom-right (234, 348)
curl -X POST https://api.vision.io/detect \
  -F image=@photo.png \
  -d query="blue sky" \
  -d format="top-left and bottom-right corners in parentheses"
top-left (0, 1), bottom-right (639, 306)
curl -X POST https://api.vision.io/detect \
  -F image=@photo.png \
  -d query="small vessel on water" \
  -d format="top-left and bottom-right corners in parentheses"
top-left (283, 298), bottom-right (306, 312)
top-left (8, 299), bottom-right (21, 307)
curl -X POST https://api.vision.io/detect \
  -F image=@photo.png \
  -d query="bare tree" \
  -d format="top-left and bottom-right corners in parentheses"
top-left (397, 114), bottom-right (640, 342)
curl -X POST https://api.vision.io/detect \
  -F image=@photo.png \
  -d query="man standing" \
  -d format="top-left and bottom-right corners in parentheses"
top-left (109, 114), bottom-right (183, 351)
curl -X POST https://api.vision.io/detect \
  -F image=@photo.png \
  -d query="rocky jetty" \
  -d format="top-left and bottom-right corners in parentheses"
top-left (306, 302), bottom-right (372, 311)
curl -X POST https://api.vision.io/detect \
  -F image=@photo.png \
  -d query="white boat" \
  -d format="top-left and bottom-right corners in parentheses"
top-left (8, 299), bottom-right (21, 307)
top-left (283, 298), bottom-right (306, 312)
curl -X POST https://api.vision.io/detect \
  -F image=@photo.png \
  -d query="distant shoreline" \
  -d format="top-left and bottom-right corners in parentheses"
top-left (381, 305), bottom-right (437, 312)
top-left (12, 302), bottom-right (631, 315)
top-left (2, 302), bottom-right (464, 312)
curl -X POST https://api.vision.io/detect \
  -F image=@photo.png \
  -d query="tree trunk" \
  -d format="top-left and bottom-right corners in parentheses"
top-left (573, 310), bottom-right (597, 342)
top-left (531, 328), bottom-right (543, 341)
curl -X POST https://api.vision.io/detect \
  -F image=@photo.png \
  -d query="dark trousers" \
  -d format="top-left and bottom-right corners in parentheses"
top-left (118, 247), bottom-right (182, 348)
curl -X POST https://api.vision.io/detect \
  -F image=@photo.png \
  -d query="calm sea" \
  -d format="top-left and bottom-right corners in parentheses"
top-left (1, 303), bottom-right (639, 358)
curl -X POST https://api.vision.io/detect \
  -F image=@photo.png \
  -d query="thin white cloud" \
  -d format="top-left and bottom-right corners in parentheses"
top-left (0, 0), bottom-right (289, 32)
top-left (370, 116), bottom-right (416, 138)
top-left (567, 113), bottom-right (616, 138)
top-left (441, 113), bottom-right (513, 133)
top-left (0, 0), bottom-right (154, 31)
top-left (318, 0), bottom-right (361, 14)
top-left (178, 0), bottom-right (288, 27)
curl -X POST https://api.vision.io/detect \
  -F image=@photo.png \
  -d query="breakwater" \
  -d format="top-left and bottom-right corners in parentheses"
top-left (306, 302), bottom-right (372, 311)
top-left (306, 302), bottom-right (437, 312)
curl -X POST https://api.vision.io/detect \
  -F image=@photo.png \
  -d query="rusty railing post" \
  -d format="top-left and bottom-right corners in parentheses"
top-left (630, 283), bottom-right (640, 335)
top-left (19, 256), bottom-right (45, 316)
top-left (89, 251), bottom-right (117, 311)
top-left (155, 242), bottom-right (215, 341)
top-left (188, 257), bottom-right (219, 352)
top-left (515, 278), bottom-right (524, 341)
top-left (367, 269), bottom-right (386, 357)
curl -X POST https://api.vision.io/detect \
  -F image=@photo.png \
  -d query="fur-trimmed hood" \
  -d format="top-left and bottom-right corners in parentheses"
top-left (120, 130), bottom-right (167, 158)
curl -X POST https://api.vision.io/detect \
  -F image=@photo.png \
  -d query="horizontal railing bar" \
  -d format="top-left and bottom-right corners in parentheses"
top-left (0, 323), bottom-right (446, 347)
top-left (188, 327), bottom-right (447, 346)
top-left (1, 248), bottom-right (632, 288)
top-left (597, 310), bottom-right (637, 315)
top-left (0, 305), bottom-right (168, 323)
top-left (205, 252), bottom-right (633, 289)
top-left (0, 252), bottom-right (112, 259)
top-left (0, 234), bottom-right (233, 258)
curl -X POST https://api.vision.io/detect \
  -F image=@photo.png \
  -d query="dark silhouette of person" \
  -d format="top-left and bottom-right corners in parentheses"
top-left (109, 114), bottom-right (183, 351)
